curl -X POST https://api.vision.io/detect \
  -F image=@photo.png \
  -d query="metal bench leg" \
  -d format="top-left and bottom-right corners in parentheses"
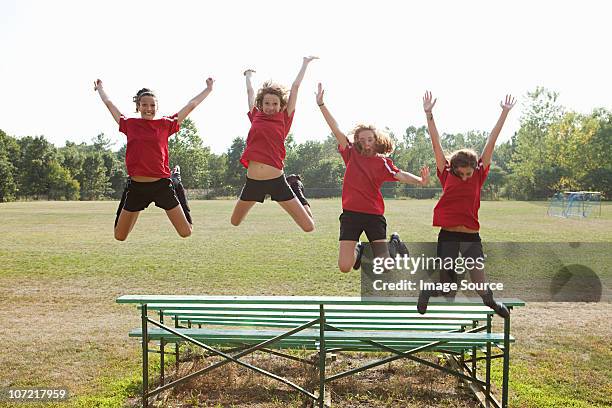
top-left (319, 305), bottom-right (326, 408)
top-left (141, 304), bottom-right (149, 408)
top-left (502, 315), bottom-right (510, 408)
top-left (472, 320), bottom-right (477, 380)
top-left (486, 314), bottom-right (492, 406)
top-left (175, 315), bottom-right (180, 374)
top-left (160, 311), bottom-right (165, 386)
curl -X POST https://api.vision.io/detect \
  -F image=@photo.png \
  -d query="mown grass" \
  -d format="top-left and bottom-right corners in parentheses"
top-left (0, 199), bottom-right (610, 407)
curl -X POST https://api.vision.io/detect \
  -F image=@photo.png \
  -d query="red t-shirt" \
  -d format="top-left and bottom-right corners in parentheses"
top-left (240, 107), bottom-right (294, 170)
top-left (119, 114), bottom-right (180, 178)
top-left (339, 143), bottom-right (400, 215)
top-left (433, 159), bottom-right (490, 230)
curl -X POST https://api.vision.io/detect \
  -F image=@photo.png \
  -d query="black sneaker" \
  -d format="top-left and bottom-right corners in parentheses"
top-left (171, 165), bottom-right (182, 187)
top-left (170, 166), bottom-right (192, 224)
top-left (481, 290), bottom-right (510, 319)
top-left (286, 174), bottom-right (309, 206)
top-left (417, 289), bottom-right (436, 314)
top-left (388, 232), bottom-right (409, 258)
top-left (114, 182), bottom-right (129, 228)
top-left (353, 242), bottom-right (365, 270)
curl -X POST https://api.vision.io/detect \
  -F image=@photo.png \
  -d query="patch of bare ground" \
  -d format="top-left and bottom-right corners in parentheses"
top-left (1, 275), bottom-right (609, 407)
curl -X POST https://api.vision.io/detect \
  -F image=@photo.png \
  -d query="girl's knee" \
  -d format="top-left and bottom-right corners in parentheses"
top-left (338, 261), bottom-right (353, 273)
top-left (114, 232), bottom-right (128, 241)
top-left (178, 227), bottom-right (192, 238)
top-left (301, 220), bottom-right (315, 232)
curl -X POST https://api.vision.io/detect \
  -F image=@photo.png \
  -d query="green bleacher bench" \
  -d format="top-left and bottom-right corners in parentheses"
top-left (117, 295), bottom-right (525, 408)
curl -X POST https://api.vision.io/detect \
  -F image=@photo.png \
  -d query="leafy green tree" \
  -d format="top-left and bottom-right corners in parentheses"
top-left (16, 136), bottom-right (58, 198)
top-left (58, 142), bottom-right (85, 179)
top-left (547, 109), bottom-right (612, 197)
top-left (224, 136), bottom-right (246, 189)
top-left (78, 153), bottom-right (110, 200)
top-left (509, 87), bottom-right (564, 199)
top-left (48, 161), bottom-right (79, 200)
top-left (0, 156), bottom-right (17, 201)
top-left (168, 118), bottom-right (209, 188)
top-left (206, 153), bottom-right (227, 189)
top-left (0, 130), bottom-right (19, 201)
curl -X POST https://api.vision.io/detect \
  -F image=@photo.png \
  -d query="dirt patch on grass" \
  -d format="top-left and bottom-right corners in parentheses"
top-left (133, 351), bottom-right (479, 408)
top-left (1, 276), bottom-right (610, 406)
top-left (504, 302), bottom-right (612, 346)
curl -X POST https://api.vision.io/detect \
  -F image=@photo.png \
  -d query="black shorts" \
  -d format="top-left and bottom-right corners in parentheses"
top-left (437, 229), bottom-right (484, 283)
top-left (339, 210), bottom-right (387, 242)
top-left (121, 178), bottom-right (180, 212)
top-left (239, 175), bottom-right (295, 203)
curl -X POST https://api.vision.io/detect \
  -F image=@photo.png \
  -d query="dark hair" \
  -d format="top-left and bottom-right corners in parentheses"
top-left (255, 81), bottom-right (288, 111)
top-left (133, 88), bottom-right (157, 112)
top-left (448, 149), bottom-right (478, 170)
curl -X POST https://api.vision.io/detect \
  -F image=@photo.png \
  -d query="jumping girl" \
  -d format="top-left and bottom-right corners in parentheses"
top-left (230, 57), bottom-right (317, 232)
top-left (94, 77), bottom-right (213, 241)
top-left (316, 83), bottom-right (429, 273)
top-left (417, 91), bottom-right (516, 317)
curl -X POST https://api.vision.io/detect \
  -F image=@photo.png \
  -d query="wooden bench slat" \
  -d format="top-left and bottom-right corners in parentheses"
top-left (171, 315), bottom-right (479, 325)
top-left (130, 328), bottom-right (513, 343)
top-left (117, 295), bottom-right (526, 307)
top-left (173, 320), bottom-right (465, 331)
top-left (139, 304), bottom-right (496, 315)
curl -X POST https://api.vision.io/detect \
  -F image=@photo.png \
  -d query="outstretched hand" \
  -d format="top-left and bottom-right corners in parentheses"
top-left (419, 166), bottom-right (430, 186)
top-left (243, 69), bottom-right (255, 77)
top-left (316, 83), bottom-right (325, 106)
top-left (303, 56), bottom-right (319, 64)
top-left (500, 94), bottom-right (516, 111)
top-left (93, 79), bottom-right (103, 92)
top-left (423, 91), bottom-right (437, 113)
top-left (206, 77), bottom-right (215, 90)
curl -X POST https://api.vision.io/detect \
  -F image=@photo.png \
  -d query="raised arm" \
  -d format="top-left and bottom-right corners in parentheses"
top-left (395, 166), bottom-right (430, 186)
top-left (176, 77), bottom-right (214, 125)
top-left (244, 69), bottom-right (256, 112)
top-left (316, 83), bottom-right (349, 149)
top-left (94, 79), bottom-right (122, 125)
top-left (286, 56), bottom-right (318, 116)
top-left (481, 94), bottom-right (516, 168)
top-left (423, 91), bottom-right (446, 173)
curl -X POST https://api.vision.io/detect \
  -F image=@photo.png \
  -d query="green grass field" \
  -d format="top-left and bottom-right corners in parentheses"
top-left (0, 199), bottom-right (610, 407)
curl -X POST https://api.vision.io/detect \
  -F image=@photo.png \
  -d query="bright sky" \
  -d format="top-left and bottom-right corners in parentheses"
top-left (1, 0), bottom-right (610, 154)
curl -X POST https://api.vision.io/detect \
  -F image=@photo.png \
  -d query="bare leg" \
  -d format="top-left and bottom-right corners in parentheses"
top-left (230, 200), bottom-right (257, 226)
top-left (114, 210), bottom-right (140, 241)
top-left (277, 198), bottom-right (315, 232)
top-left (165, 205), bottom-right (192, 238)
top-left (303, 204), bottom-right (313, 218)
top-left (338, 240), bottom-right (360, 273)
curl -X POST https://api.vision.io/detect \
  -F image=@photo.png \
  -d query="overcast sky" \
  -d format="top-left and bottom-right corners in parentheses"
top-left (1, 0), bottom-right (610, 153)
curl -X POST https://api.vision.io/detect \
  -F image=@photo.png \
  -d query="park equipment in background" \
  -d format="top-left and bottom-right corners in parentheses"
top-left (547, 191), bottom-right (602, 218)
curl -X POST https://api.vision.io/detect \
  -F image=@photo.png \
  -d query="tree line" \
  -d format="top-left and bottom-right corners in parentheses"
top-left (0, 87), bottom-right (609, 203)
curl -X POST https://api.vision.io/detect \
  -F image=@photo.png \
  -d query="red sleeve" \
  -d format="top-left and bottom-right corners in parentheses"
top-left (247, 107), bottom-right (258, 122)
top-left (477, 159), bottom-right (490, 186)
top-left (118, 115), bottom-right (128, 135)
top-left (437, 160), bottom-right (451, 186)
top-left (338, 142), bottom-right (352, 165)
top-left (381, 157), bottom-right (400, 182)
top-left (165, 113), bottom-right (180, 137)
